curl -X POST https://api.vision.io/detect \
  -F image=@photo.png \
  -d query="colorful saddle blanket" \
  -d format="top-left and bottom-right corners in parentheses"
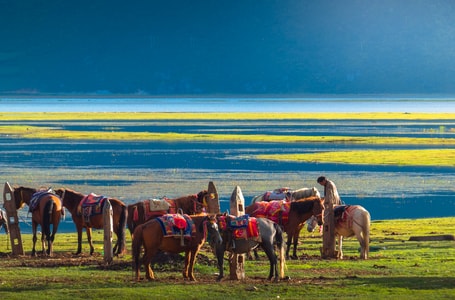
top-left (29, 189), bottom-right (56, 212)
top-left (156, 214), bottom-right (195, 238)
top-left (77, 193), bottom-right (106, 218)
top-left (219, 215), bottom-right (260, 240)
top-left (250, 200), bottom-right (290, 226)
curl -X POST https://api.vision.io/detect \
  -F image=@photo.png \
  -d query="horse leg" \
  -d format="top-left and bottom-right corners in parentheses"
top-left (31, 223), bottom-right (38, 257)
top-left (215, 247), bottom-right (225, 282)
top-left (262, 241), bottom-right (278, 281)
top-left (143, 248), bottom-right (157, 280)
top-left (337, 235), bottom-right (344, 259)
top-left (291, 229), bottom-right (300, 259)
top-left (76, 227), bottom-right (83, 255)
top-left (186, 250), bottom-right (199, 281)
top-left (285, 232), bottom-right (293, 260)
top-left (86, 227), bottom-right (95, 255)
top-left (41, 228), bottom-right (47, 255)
top-left (354, 229), bottom-right (367, 259)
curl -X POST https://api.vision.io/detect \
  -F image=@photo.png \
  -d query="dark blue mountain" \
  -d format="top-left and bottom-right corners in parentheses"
top-left (1, 0), bottom-right (455, 96)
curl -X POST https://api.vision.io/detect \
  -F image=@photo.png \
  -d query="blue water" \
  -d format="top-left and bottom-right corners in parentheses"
top-left (1, 96), bottom-right (455, 112)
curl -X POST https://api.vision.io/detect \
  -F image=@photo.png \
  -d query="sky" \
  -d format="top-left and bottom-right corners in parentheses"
top-left (2, 0), bottom-right (455, 96)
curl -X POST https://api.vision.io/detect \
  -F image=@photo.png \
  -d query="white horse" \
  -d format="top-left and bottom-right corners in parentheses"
top-left (251, 187), bottom-right (320, 204)
top-left (289, 187), bottom-right (320, 200)
top-left (308, 205), bottom-right (370, 259)
top-left (250, 187), bottom-right (291, 204)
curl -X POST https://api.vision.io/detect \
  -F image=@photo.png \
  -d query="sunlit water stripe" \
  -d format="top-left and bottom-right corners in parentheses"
top-left (1, 97), bottom-right (455, 112)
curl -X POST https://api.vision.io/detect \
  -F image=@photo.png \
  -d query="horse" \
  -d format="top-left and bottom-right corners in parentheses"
top-left (132, 214), bottom-right (222, 281)
top-left (288, 187), bottom-right (320, 200)
top-left (250, 187), bottom-right (291, 204)
top-left (126, 190), bottom-right (210, 236)
top-left (250, 187), bottom-right (320, 204)
top-left (0, 208), bottom-right (9, 234)
top-left (307, 205), bottom-right (370, 260)
top-left (12, 186), bottom-right (64, 256)
top-left (245, 196), bottom-right (324, 260)
top-left (212, 215), bottom-right (285, 282)
top-left (55, 188), bottom-right (127, 256)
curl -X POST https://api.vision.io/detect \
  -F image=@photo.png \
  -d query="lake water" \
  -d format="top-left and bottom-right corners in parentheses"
top-left (0, 96), bottom-right (454, 233)
top-left (1, 96), bottom-right (455, 112)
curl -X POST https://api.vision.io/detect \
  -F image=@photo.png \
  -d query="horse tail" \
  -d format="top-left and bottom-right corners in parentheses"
top-left (43, 200), bottom-right (54, 238)
top-left (274, 222), bottom-right (286, 279)
top-left (117, 204), bottom-right (128, 254)
top-left (132, 224), bottom-right (144, 275)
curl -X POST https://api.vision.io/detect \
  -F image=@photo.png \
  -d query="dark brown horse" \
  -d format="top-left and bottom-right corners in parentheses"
top-left (12, 186), bottom-right (64, 256)
top-left (126, 190), bottom-right (210, 236)
top-left (246, 196), bottom-right (324, 259)
top-left (132, 213), bottom-right (222, 281)
top-left (55, 188), bottom-right (127, 256)
top-left (286, 197), bottom-right (324, 259)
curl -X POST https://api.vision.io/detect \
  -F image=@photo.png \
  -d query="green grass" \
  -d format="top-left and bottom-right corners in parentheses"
top-left (0, 217), bottom-right (454, 299)
top-left (257, 149), bottom-right (455, 167)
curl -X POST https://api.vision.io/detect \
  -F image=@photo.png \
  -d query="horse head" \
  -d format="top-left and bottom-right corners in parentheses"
top-left (311, 187), bottom-right (321, 198)
top-left (205, 215), bottom-right (222, 249)
top-left (196, 190), bottom-right (209, 212)
top-left (312, 197), bottom-right (324, 226)
top-left (55, 188), bottom-right (84, 211)
top-left (12, 186), bottom-right (37, 209)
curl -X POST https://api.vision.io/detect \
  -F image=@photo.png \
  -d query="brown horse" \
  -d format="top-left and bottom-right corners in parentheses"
top-left (12, 186), bottom-right (64, 256)
top-left (246, 196), bottom-right (324, 259)
top-left (126, 190), bottom-right (210, 236)
top-left (286, 197), bottom-right (324, 259)
top-left (55, 188), bottom-right (127, 256)
top-left (132, 214), bottom-right (222, 281)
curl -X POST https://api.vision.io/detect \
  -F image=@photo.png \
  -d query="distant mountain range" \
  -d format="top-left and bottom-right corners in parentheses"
top-left (2, 0), bottom-right (455, 96)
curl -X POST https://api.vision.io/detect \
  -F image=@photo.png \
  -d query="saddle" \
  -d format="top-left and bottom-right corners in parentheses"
top-left (156, 214), bottom-right (195, 244)
top-left (77, 193), bottom-right (107, 223)
top-left (334, 205), bottom-right (353, 225)
top-left (219, 214), bottom-right (261, 247)
top-left (29, 189), bottom-right (55, 212)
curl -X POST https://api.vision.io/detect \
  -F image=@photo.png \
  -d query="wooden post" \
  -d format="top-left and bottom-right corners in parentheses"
top-left (3, 182), bottom-right (24, 255)
top-left (229, 185), bottom-right (245, 280)
top-left (207, 181), bottom-right (220, 214)
top-left (322, 201), bottom-right (336, 258)
top-left (103, 199), bottom-right (113, 265)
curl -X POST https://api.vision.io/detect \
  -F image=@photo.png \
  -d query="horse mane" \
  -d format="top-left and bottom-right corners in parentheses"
top-left (290, 196), bottom-right (321, 214)
top-left (13, 185), bottom-right (37, 193)
top-left (196, 190), bottom-right (208, 202)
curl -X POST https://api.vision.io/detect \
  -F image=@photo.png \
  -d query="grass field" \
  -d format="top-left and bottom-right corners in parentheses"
top-left (0, 217), bottom-right (454, 299)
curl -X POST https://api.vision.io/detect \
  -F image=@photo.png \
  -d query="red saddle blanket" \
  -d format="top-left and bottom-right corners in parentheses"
top-left (77, 193), bottom-right (106, 217)
top-left (156, 214), bottom-right (195, 238)
top-left (250, 200), bottom-right (290, 226)
top-left (219, 215), bottom-right (260, 240)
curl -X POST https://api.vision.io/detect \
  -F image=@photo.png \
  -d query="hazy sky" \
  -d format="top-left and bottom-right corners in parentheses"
top-left (2, 1), bottom-right (455, 96)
